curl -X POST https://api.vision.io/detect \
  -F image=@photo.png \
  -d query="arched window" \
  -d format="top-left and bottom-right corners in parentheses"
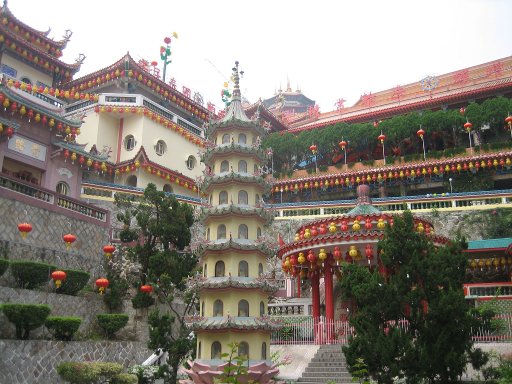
top-left (217, 224), bottom-right (226, 240)
top-left (238, 260), bottom-right (248, 277)
top-left (124, 134), bottom-right (136, 151)
top-left (220, 160), bottom-right (229, 173)
top-left (201, 301), bottom-right (205, 316)
top-left (257, 227), bottom-right (262, 238)
top-left (238, 224), bottom-right (248, 240)
top-left (215, 261), bottom-right (225, 277)
top-left (126, 175), bottom-right (137, 187)
top-left (219, 191), bottom-right (228, 205)
top-left (198, 342), bottom-right (202, 359)
top-left (238, 190), bottom-right (248, 205)
top-left (213, 299), bottom-right (223, 316)
top-left (186, 155), bottom-right (196, 169)
top-left (238, 299), bottom-right (249, 316)
top-left (203, 263), bottom-right (207, 277)
top-left (238, 133), bottom-right (247, 144)
top-left (238, 341), bottom-right (249, 358)
top-left (222, 134), bottom-right (230, 144)
top-left (255, 194), bottom-right (260, 205)
top-left (260, 301), bottom-right (265, 316)
top-left (211, 342), bottom-right (222, 359)
top-left (163, 184), bottom-right (173, 193)
top-left (258, 263), bottom-right (264, 277)
top-left (238, 160), bottom-right (247, 173)
top-left (20, 77), bottom-right (32, 85)
top-left (206, 227), bottom-right (210, 241)
top-left (261, 342), bottom-right (267, 360)
top-left (155, 140), bottom-right (167, 156)
top-left (56, 181), bottom-right (70, 196)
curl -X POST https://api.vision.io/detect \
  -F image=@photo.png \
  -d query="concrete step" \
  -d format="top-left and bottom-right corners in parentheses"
top-left (302, 371), bottom-right (352, 378)
top-left (304, 367), bottom-right (349, 373)
top-left (307, 362), bottom-right (347, 368)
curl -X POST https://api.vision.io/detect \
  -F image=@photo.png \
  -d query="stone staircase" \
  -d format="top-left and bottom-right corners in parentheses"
top-left (297, 344), bottom-right (353, 384)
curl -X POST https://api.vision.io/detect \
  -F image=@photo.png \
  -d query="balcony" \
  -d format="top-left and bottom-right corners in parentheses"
top-left (464, 282), bottom-right (512, 299)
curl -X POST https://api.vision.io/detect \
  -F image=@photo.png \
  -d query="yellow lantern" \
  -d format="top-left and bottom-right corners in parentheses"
top-left (304, 229), bottom-right (311, 239)
top-left (329, 222), bottom-right (337, 233)
top-left (294, 234), bottom-right (300, 242)
top-left (349, 246), bottom-right (358, 258)
top-left (298, 252), bottom-right (306, 264)
top-left (86, 158), bottom-right (93, 168)
top-left (417, 223), bottom-right (424, 233)
top-left (377, 218), bottom-right (386, 229)
top-left (352, 220), bottom-right (361, 231)
top-left (319, 249), bottom-right (327, 261)
top-left (70, 152), bottom-right (77, 163)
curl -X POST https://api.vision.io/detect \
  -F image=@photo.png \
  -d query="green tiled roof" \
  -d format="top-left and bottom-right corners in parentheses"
top-left (346, 203), bottom-right (382, 216)
top-left (467, 238), bottom-right (512, 250)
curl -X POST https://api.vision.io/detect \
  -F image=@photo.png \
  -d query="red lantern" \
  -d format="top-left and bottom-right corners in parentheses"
top-left (309, 144), bottom-right (317, 153)
top-left (63, 233), bottom-right (77, 249)
top-left (333, 246), bottom-right (342, 262)
top-left (365, 245), bottom-right (374, 263)
top-left (464, 121), bottom-right (473, 132)
top-left (6, 126), bottom-right (14, 138)
top-left (365, 219), bottom-right (373, 230)
top-left (416, 128), bottom-right (425, 138)
top-left (51, 270), bottom-right (67, 288)
top-left (307, 250), bottom-right (316, 264)
top-left (378, 133), bottom-right (386, 143)
top-left (103, 245), bottom-right (116, 258)
top-left (17, 222), bottom-right (32, 238)
top-left (95, 278), bottom-right (109, 295)
top-left (140, 285), bottom-right (153, 294)
top-left (339, 140), bottom-right (347, 150)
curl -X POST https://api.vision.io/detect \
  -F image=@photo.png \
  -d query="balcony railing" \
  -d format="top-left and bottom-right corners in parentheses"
top-left (464, 282), bottom-right (512, 299)
top-left (0, 173), bottom-right (108, 225)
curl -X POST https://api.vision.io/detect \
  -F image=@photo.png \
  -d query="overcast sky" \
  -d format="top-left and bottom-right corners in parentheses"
top-left (12, 0), bottom-right (512, 113)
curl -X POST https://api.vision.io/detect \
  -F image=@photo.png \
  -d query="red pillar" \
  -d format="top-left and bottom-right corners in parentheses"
top-left (297, 275), bottom-right (301, 298)
top-left (324, 263), bottom-right (334, 343)
top-left (311, 271), bottom-right (321, 343)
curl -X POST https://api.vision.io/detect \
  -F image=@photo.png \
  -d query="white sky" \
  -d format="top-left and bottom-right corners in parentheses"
top-left (11, 0), bottom-right (512, 113)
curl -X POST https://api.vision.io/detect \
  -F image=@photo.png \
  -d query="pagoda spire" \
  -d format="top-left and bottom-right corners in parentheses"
top-left (219, 61), bottom-right (251, 123)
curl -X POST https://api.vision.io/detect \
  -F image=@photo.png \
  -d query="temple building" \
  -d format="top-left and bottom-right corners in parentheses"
top-left (184, 62), bottom-right (279, 384)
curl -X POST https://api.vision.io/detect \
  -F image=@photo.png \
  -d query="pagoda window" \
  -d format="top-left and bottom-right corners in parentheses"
top-left (260, 301), bottom-right (265, 316)
top-left (238, 260), bottom-right (248, 277)
top-left (217, 224), bottom-right (226, 240)
top-left (198, 342), bottom-right (202, 359)
top-left (261, 342), bottom-right (267, 360)
top-left (56, 181), bottom-right (69, 196)
top-left (124, 135), bottom-right (136, 151)
top-left (238, 224), bottom-right (248, 240)
top-left (203, 263), bottom-right (207, 277)
top-left (238, 300), bottom-right (249, 317)
top-left (219, 191), bottom-right (228, 205)
top-left (21, 77), bottom-right (32, 85)
top-left (215, 261), bottom-right (225, 277)
top-left (238, 160), bottom-right (247, 173)
top-left (201, 301), bottom-right (205, 316)
top-left (238, 190), bottom-right (248, 205)
top-left (163, 184), bottom-right (173, 193)
top-left (206, 228), bottom-right (210, 241)
top-left (238, 133), bottom-right (247, 144)
top-left (186, 155), bottom-right (196, 170)
top-left (222, 134), bottom-right (230, 144)
top-left (213, 299), bottom-right (223, 316)
top-left (211, 342), bottom-right (222, 359)
top-left (258, 263), bottom-right (263, 277)
top-left (238, 341), bottom-right (249, 358)
top-left (155, 140), bottom-right (167, 156)
top-left (220, 160), bottom-right (229, 173)
top-left (126, 175), bottom-right (137, 187)
top-left (257, 227), bottom-right (262, 238)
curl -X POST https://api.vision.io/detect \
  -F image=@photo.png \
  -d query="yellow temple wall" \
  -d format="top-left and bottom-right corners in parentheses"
top-left (212, 155), bottom-right (260, 175)
top-left (200, 289), bottom-right (268, 318)
top-left (2, 55), bottom-right (53, 86)
top-left (203, 252), bottom-right (267, 279)
top-left (197, 331), bottom-right (271, 361)
top-left (209, 184), bottom-right (264, 207)
top-left (207, 216), bottom-right (263, 241)
top-left (213, 130), bottom-right (259, 146)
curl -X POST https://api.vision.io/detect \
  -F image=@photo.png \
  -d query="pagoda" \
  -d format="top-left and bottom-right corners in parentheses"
top-left (184, 62), bottom-right (279, 384)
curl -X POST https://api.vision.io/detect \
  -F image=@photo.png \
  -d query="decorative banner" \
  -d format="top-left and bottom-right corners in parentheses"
top-left (8, 134), bottom-right (47, 161)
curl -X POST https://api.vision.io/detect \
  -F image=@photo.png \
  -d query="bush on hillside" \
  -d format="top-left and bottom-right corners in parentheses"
top-left (131, 291), bottom-right (155, 309)
top-left (58, 269), bottom-right (90, 295)
top-left (2, 303), bottom-right (51, 339)
top-left (10, 260), bottom-right (56, 289)
top-left (97, 313), bottom-right (129, 339)
top-left (45, 316), bottom-right (82, 341)
top-left (57, 361), bottom-right (123, 384)
top-left (0, 258), bottom-right (9, 277)
top-left (110, 373), bottom-right (138, 384)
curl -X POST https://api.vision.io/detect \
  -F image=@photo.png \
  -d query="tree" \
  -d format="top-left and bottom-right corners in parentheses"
top-left (115, 183), bottom-right (197, 384)
top-left (340, 211), bottom-right (486, 384)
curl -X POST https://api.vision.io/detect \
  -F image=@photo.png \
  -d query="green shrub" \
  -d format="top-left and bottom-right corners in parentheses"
top-left (45, 316), bottom-right (81, 341)
top-left (9, 260), bottom-right (56, 289)
top-left (0, 258), bottom-right (9, 277)
top-left (119, 228), bottom-right (138, 243)
top-left (97, 313), bottom-right (129, 339)
top-left (131, 291), bottom-right (155, 309)
top-left (104, 278), bottom-right (129, 311)
top-left (111, 373), bottom-right (138, 384)
top-left (57, 361), bottom-right (123, 384)
top-left (58, 269), bottom-right (90, 295)
top-left (2, 303), bottom-right (51, 339)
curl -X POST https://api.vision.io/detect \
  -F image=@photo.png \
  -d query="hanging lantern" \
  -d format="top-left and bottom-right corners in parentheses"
top-left (365, 245), bottom-right (373, 263)
top-left (378, 133), bottom-right (386, 144)
top-left (103, 244), bottom-right (116, 258)
top-left (352, 220), bottom-right (361, 231)
top-left (416, 128), bottom-right (425, 138)
top-left (339, 140), bottom-right (347, 150)
top-left (464, 121), bottom-right (473, 132)
top-left (95, 278), bottom-right (109, 295)
top-left (309, 144), bottom-right (317, 154)
top-left (51, 270), bottom-right (67, 288)
top-left (140, 285), bottom-right (153, 294)
top-left (349, 246), bottom-right (358, 258)
top-left (364, 219), bottom-right (372, 230)
top-left (17, 222), bottom-right (32, 238)
top-left (377, 218), bottom-right (386, 230)
top-left (333, 246), bottom-right (342, 262)
top-left (63, 233), bottom-right (77, 249)
top-left (297, 252), bottom-right (306, 264)
top-left (307, 250), bottom-right (316, 265)
top-left (319, 248), bottom-right (327, 262)
top-left (329, 222), bottom-right (337, 233)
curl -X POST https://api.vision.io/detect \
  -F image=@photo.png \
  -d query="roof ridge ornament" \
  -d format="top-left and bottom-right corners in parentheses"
top-left (231, 60), bottom-right (244, 101)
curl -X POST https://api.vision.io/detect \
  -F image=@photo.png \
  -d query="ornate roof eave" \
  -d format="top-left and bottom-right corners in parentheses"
top-left (195, 276), bottom-right (278, 293)
top-left (61, 53), bottom-right (209, 119)
top-left (201, 172), bottom-right (270, 194)
top-left (200, 204), bottom-right (273, 225)
top-left (185, 316), bottom-right (280, 331)
top-left (52, 140), bottom-right (112, 162)
top-left (0, 84), bottom-right (82, 127)
top-left (198, 239), bottom-right (272, 257)
top-left (201, 143), bottom-right (266, 164)
top-left (245, 100), bottom-right (288, 132)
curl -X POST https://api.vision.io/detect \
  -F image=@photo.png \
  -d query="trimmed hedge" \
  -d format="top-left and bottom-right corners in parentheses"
top-left (131, 291), bottom-right (155, 309)
top-left (0, 258), bottom-right (8, 277)
top-left (2, 303), bottom-right (51, 339)
top-left (10, 260), bottom-right (56, 289)
top-left (45, 316), bottom-right (81, 341)
top-left (97, 313), bottom-right (129, 339)
top-left (57, 361), bottom-right (123, 384)
top-left (110, 373), bottom-right (138, 384)
top-left (58, 269), bottom-right (90, 295)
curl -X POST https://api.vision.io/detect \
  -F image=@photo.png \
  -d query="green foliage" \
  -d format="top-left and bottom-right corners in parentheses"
top-left (56, 361), bottom-right (123, 384)
top-left (148, 250), bottom-right (197, 291)
top-left (110, 373), bottom-right (138, 384)
top-left (131, 291), bottom-right (155, 309)
top-left (496, 353), bottom-right (512, 384)
top-left (103, 276), bottom-right (129, 312)
top-left (45, 316), bottom-right (81, 341)
top-left (9, 260), bottom-right (56, 289)
top-left (58, 269), bottom-right (90, 295)
top-left (467, 208), bottom-right (512, 239)
top-left (97, 313), bottom-right (129, 339)
top-left (214, 342), bottom-right (251, 384)
top-left (2, 303), bottom-right (51, 339)
top-left (350, 358), bottom-right (371, 384)
top-left (128, 365), bottom-right (159, 384)
top-left (0, 258), bottom-right (9, 276)
top-left (340, 211), bottom-right (482, 384)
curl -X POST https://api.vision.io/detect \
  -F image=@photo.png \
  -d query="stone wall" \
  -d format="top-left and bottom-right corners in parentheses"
top-left (0, 340), bottom-right (150, 384)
